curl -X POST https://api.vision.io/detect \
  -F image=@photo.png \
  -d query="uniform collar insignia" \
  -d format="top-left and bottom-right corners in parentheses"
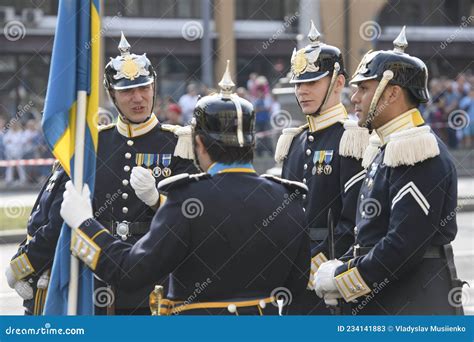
top-left (376, 108), bottom-right (425, 144)
top-left (116, 114), bottom-right (159, 138)
top-left (306, 103), bottom-right (347, 132)
top-left (207, 162), bottom-right (255, 176)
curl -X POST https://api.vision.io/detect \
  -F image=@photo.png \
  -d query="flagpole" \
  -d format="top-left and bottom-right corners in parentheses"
top-left (68, 90), bottom-right (88, 315)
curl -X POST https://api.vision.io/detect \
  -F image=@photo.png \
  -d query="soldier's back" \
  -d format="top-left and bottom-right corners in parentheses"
top-left (157, 172), bottom-right (310, 304)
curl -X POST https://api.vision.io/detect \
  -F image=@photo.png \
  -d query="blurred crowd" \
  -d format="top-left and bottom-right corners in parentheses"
top-left (1, 72), bottom-right (473, 187)
top-left (154, 76), bottom-right (282, 157)
top-left (343, 72), bottom-right (474, 149)
top-left (423, 74), bottom-right (474, 149)
top-left (0, 116), bottom-right (51, 187)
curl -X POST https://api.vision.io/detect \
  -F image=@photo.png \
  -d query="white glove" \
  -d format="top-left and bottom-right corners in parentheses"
top-left (314, 259), bottom-right (343, 298)
top-left (5, 264), bottom-right (33, 300)
top-left (37, 270), bottom-right (50, 289)
top-left (323, 291), bottom-right (343, 306)
top-left (130, 166), bottom-right (159, 207)
top-left (60, 181), bottom-right (93, 229)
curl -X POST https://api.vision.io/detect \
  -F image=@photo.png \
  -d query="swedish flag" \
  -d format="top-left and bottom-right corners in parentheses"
top-left (42, 0), bottom-right (100, 315)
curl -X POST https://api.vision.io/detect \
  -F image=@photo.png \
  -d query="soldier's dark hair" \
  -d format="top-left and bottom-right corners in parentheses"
top-left (196, 133), bottom-right (253, 164)
top-left (404, 88), bottom-right (421, 108)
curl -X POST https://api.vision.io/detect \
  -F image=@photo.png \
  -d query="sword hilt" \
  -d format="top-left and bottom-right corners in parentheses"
top-left (150, 285), bottom-right (164, 316)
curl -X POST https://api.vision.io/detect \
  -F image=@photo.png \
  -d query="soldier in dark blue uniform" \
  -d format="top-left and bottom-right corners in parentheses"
top-left (59, 61), bottom-right (310, 315)
top-left (315, 27), bottom-right (464, 315)
top-left (93, 33), bottom-right (196, 314)
top-left (5, 161), bottom-right (68, 315)
top-left (275, 21), bottom-right (369, 314)
top-left (5, 33), bottom-right (195, 316)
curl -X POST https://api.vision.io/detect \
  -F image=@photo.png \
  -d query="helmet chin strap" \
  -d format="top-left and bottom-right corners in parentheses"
top-left (191, 130), bottom-right (205, 172)
top-left (119, 114), bottom-right (150, 125)
top-left (192, 142), bottom-right (203, 172)
top-left (318, 62), bottom-right (340, 114)
top-left (361, 70), bottom-right (394, 129)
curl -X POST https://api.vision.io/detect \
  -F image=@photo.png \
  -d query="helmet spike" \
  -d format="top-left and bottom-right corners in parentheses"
top-left (118, 31), bottom-right (131, 56)
top-left (218, 60), bottom-right (235, 98)
top-left (393, 26), bottom-right (408, 54)
top-left (308, 20), bottom-right (321, 47)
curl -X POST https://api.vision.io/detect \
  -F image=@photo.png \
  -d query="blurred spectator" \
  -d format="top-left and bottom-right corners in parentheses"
top-left (0, 117), bottom-right (6, 179)
top-left (23, 119), bottom-right (40, 157)
top-left (342, 87), bottom-right (358, 121)
top-left (255, 76), bottom-right (271, 95)
top-left (4, 121), bottom-right (27, 185)
top-left (254, 85), bottom-right (274, 157)
top-left (153, 95), bottom-right (163, 118)
top-left (247, 72), bottom-right (259, 101)
top-left (443, 81), bottom-right (462, 149)
top-left (200, 84), bottom-right (212, 97)
top-left (414, 73), bottom-right (474, 150)
top-left (179, 83), bottom-right (199, 125)
top-left (452, 74), bottom-right (471, 97)
top-left (270, 93), bottom-right (281, 116)
top-left (23, 119), bottom-right (43, 182)
top-left (459, 89), bottom-right (474, 148)
top-left (236, 87), bottom-right (250, 101)
top-left (425, 78), bottom-right (446, 140)
top-left (162, 103), bottom-right (183, 125)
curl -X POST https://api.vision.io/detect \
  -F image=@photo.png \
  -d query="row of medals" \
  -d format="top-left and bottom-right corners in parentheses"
top-left (153, 166), bottom-right (172, 178)
top-left (312, 162), bottom-right (332, 175)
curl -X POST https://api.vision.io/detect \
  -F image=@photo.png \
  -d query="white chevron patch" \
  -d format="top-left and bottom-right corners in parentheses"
top-left (344, 170), bottom-right (367, 193)
top-left (391, 181), bottom-right (430, 215)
